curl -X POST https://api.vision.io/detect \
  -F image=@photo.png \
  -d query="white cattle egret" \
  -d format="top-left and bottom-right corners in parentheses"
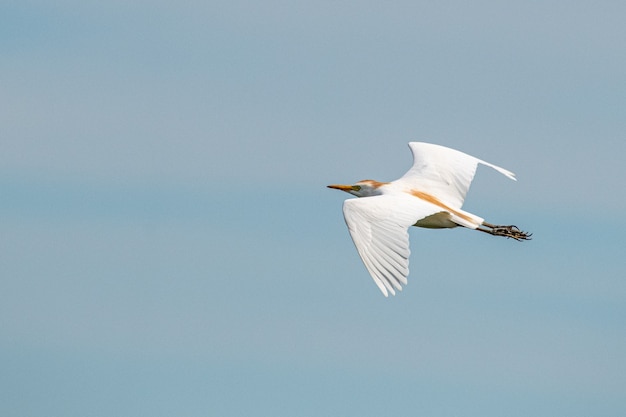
top-left (328, 142), bottom-right (531, 297)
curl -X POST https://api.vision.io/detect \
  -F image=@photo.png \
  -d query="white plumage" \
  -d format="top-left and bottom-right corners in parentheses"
top-left (328, 142), bottom-right (530, 297)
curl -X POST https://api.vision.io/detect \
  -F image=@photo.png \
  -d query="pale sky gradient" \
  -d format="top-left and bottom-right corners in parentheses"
top-left (2, 1), bottom-right (625, 416)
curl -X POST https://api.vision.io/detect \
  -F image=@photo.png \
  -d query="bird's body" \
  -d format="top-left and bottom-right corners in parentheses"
top-left (328, 142), bottom-right (531, 297)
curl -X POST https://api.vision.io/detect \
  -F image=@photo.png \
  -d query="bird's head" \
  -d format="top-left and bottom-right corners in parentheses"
top-left (327, 179), bottom-right (387, 197)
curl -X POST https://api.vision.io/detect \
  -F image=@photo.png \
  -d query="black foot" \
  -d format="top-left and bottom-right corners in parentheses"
top-left (490, 225), bottom-right (532, 241)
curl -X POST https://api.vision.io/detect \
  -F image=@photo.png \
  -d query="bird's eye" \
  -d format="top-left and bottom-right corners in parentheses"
top-left (352, 185), bottom-right (361, 191)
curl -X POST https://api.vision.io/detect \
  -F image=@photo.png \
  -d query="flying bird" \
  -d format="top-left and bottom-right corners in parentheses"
top-left (328, 142), bottom-right (531, 297)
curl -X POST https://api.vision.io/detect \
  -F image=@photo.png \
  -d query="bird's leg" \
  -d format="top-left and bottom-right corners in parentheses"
top-left (477, 222), bottom-right (532, 241)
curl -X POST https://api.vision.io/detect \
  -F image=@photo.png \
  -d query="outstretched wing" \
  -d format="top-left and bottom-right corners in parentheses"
top-left (399, 142), bottom-right (516, 208)
top-left (342, 194), bottom-right (441, 297)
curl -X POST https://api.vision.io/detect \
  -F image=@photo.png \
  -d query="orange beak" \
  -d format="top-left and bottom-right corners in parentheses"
top-left (327, 184), bottom-right (354, 193)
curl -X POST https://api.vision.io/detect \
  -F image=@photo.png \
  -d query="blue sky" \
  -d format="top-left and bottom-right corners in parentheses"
top-left (1, 1), bottom-right (625, 416)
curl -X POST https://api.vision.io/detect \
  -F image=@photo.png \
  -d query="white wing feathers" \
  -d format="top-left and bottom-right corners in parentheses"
top-left (342, 194), bottom-right (442, 297)
top-left (338, 142), bottom-right (518, 297)
top-left (400, 142), bottom-right (516, 208)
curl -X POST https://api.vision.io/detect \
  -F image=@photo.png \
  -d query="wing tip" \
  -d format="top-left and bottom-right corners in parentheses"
top-left (479, 160), bottom-right (517, 181)
top-left (375, 279), bottom-right (406, 297)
